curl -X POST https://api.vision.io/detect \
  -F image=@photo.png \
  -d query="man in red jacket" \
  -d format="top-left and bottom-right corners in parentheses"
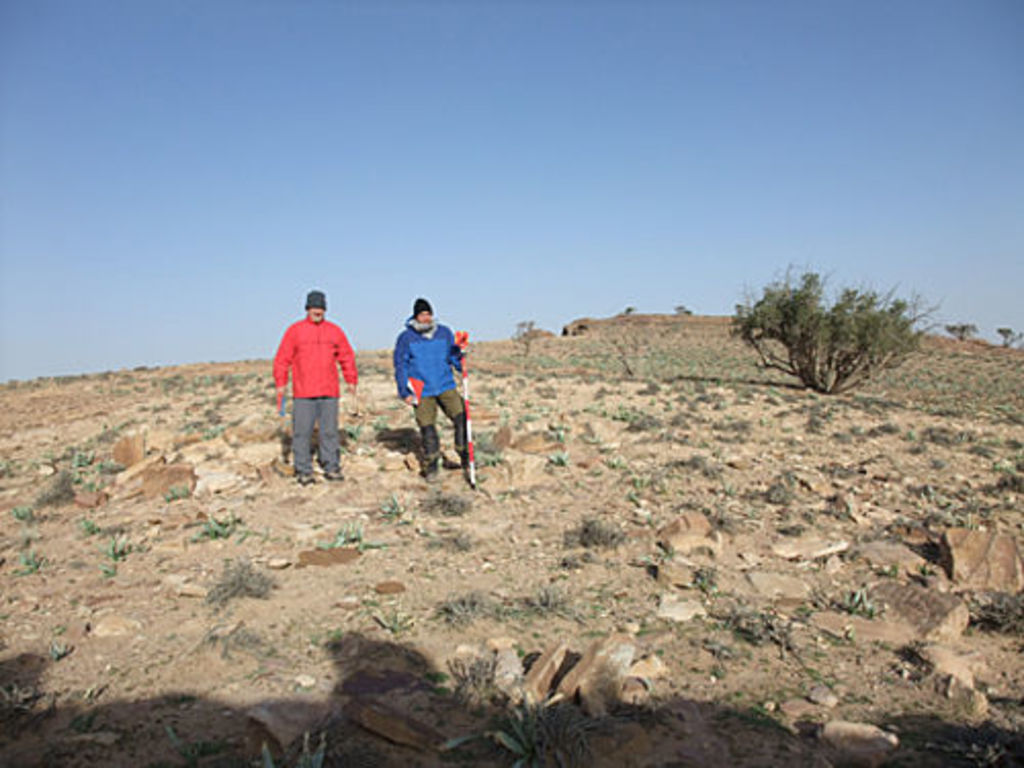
top-left (273, 290), bottom-right (358, 485)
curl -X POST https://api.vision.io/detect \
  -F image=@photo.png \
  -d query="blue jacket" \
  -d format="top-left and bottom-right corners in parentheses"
top-left (393, 318), bottom-right (464, 400)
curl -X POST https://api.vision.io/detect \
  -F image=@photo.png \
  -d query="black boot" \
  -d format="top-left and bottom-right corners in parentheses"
top-left (453, 412), bottom-right (469, 469)
top-left (420, 425), bottom-right (440, 480)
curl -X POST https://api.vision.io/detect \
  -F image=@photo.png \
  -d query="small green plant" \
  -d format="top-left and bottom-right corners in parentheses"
top-left (489, 701), bottom-right (593, 768)
top-left (79, 518), bottom-right (101, 536)
top-left (71, 450), bottom-right (95, 468)
top-left (165, 485), bottom-right (191, 502)
top-left (839, 588), bottom-right (878, 619)
top-left (192, 513), bottom-right (240, 542)
top-left (15, 550), bottom-right (44, 576)
top-left (262, 731), bottom-right (326, 768)
top-left (316, 523), bottom-right (384, 552)
top-left (103, 535), bottom-right (131, 562)
top-left (49, 640), bottom-right (72, 661)
top-left (692, 566), bottom-right (719, 597)
top-left (372, 607), bottom-right (414, 635)
top-left (548, 451), bottom-right (570, 467)
top-left (10, 506), bottom-right (34, 522)
top-left (344, 424), bottom-right (363, 442)
top-left (100, 563), bottom-right (117, 579)
top-left (379, 493), bottom-right (406, 522)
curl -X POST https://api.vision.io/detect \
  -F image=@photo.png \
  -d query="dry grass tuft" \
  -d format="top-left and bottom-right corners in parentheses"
top-left (564, 517), bottom-right (625, 549)
top-left (205, 558), bottom-right (274, 608)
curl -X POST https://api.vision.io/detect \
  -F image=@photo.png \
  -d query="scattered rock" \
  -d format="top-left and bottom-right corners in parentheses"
top-left (872, 581), bottom-right (969, 643)
top-left (619, 676), bottom-right (650, 705)
top-left (194, 470), bottom-right (245, 497)
top-left (771, 538), bottom-right (848, 561)
top-left (919, 644), bottom-right (986, 690)
top-left (523, 641), bottom-right (568, 704)
top-left (781, 698), bottom-right (819, 720)
top-left (73, 490), bottom-right (108, 509)
top-left (629, 654), bottom-right (668, 681)
top-left (163, 575), bottom-right (208, 599)
top-left (942, 675), bottom-right (989, 719)
top-left (808, 684), bottom-right (839, 708)
top-left (234, 442), bottom-right (281, 468)
top-left (657, 594), bottom-right (707, 623)
top-left (92, 614), bottom-right (142, 638)
top-left (940, 528), bottom-right (1024, 593)
top-left (379, 452), bottom-right (407, 472)
top-left (345, 699), bottom-right (445, 751)
top-left (247, 701), bottom-right (329, 753)
top-left (811, 612), bottom-right (915, 646)
top-left (820, 720), bottom-right (899, 768)
top-left (266, 558), bottom-right (291, 570)
top-left (656, 512), bottom-right (720, 555)
top-left (854, 540), bottom-right (927, 572)
top-left (556, 635), bottom-right (636, 716)
top-left (70, 731), bottom-right (121, 746)
top-left (112, 432), bottom-right (146, 467)
top-left (745, 571), bottom-right (811, 600)
top-left (374, 581), bottom-right (406, 595)
top-left (297, 548), bottom-right (361, 566)
top-left (493, 647), bottom-right (524, 697)
top-left (140, 461), bottom-right (197, 499)
top-left (294, 674), bottom-right (316, 688)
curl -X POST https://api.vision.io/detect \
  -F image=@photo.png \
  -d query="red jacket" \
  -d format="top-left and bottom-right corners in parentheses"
top-left (273, 318), bottom-right (358, 398)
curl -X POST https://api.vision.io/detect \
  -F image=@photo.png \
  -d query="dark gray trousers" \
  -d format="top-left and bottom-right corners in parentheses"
top-left (293, 397), bottom-right (340, 475)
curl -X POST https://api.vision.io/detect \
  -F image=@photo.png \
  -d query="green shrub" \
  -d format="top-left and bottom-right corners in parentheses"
top-left (733, 272), bottom-right (925, 394)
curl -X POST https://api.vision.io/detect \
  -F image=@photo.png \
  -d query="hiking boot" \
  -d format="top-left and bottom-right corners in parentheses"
top-left (420, 425), bottom-right (440, 481)
top-left (324, 469), bottom-right (344, 482)
top-left (296, 474), bottom-right (315, 486)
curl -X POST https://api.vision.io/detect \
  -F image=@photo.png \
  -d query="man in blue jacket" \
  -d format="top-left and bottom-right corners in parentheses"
top-left (393, 298), bottom-right (466, 480)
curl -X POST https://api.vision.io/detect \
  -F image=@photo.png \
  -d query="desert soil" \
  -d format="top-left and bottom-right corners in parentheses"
top-left (1, 316), bottom-right (1022, 767)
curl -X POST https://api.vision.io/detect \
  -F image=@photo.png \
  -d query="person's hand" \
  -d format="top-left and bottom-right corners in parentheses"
top-left (348, 383), bottom-right (358, 398)
top-left (403, 395), bottom-right (415, 406)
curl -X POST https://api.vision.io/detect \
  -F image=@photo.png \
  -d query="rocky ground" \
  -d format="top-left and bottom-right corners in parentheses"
top-left (1, 315), bottom-right (1022, 767)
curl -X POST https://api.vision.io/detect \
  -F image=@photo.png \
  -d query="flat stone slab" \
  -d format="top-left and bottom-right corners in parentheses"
top-left (657, 594), bottom-right (708, 623)
top-left (345, 699), bottom-right (444, 751)
top-left (871, 581), bottom-right (968, 643)
top-left (745, 571), bottom-right (811, 600)
top-left (297, 548), bottom-right (361, 566)
top-left (853, 540), bottom-right (928, 572)
top-left (820, 721), bottom-right (899, 767)
top-left (772, 538), bottom-right (849, 561)
top-left (812, 611), bottom-right (916, 646)
top-left (941, 528), bottom-right (1024, 593)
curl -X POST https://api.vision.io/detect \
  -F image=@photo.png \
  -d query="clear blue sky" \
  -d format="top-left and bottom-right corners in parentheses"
top-left (2, 0), bottom-right (1022, 380)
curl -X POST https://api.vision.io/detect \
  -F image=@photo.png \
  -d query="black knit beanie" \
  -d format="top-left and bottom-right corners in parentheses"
top-left (306, 290), bottom-right (327, 310)
top-left (413, 298), bottom-right (433, 316)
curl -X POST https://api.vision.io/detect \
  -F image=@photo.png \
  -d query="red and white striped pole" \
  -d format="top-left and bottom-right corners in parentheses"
top-left (455, 331), bottom-right (476, 489)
